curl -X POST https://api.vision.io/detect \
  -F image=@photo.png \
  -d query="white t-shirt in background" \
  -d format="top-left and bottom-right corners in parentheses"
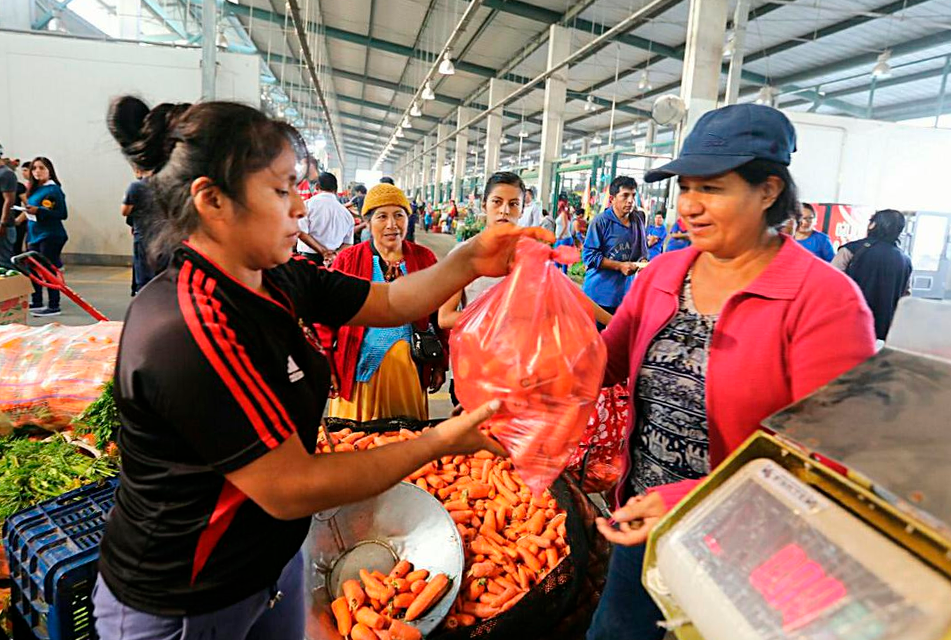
top-left (297, 192), bottom-right (355, 253)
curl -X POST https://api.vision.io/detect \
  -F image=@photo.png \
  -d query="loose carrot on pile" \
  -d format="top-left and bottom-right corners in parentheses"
top-left (329, 556), bottom-right (452, 639)
top-left (316, 428), bottom-right (572, 631)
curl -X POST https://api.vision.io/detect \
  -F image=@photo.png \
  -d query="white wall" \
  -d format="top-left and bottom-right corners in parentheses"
top-left (0, 31), bottom-right (260, 260)
top-left (786, 111), bottom-right (951, 213)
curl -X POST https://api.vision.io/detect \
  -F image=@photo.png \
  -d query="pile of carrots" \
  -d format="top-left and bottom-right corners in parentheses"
top-left (317, 427), bottom-right (571, 631)
top-left (330, 559), bottom-right (448, 640)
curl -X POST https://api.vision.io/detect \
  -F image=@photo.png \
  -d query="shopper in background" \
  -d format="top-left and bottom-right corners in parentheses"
top-left (517, 186), bottom-right (543, 227)
top-left (0, 152), bottom-right (17, 269)
top-left (297, 171), bottom-right (354, 265)
top-left (25, 157), bottom-right (68, 317)
top-left (587, 105), bottom-right (875, 640)
top-left (645, 212), bottom-right (667, 261)
top-left (406, 200), bottom-right (418, 242)
top-left (540, 208), bottom-right (556, 234)
top-left (555, 196), bottom-right (571, 241)
top-left (296, 156), bottom-right (319, 202)
top-left (833, 208), bottom-right (913, 341)
top-left (795, 202), bottom-right (835, 261)
top-left (582, 175), bottom-right (648, 328)
top-left (121, 168), bottom-right (156, 295)
top-left (554, 216), bottom-right (588, 274)
top-left (665, 216), bottom-right (690, 251)
top-left (423, 206), bottom-right (433, 232)
top-left (14, 161), bottom-right (29, 255)
top-left (325, 184), bottom-right (446, 423)
top-left (380, 176), bottom-right (395, 185)
top-left (99, 96), bottom-right (543, 640)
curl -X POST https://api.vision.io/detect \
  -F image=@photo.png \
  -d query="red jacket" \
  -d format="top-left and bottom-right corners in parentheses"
top-left (602, 237), bottom-right (876, 509)
top-left (319, 241), bottom-right (449, 402)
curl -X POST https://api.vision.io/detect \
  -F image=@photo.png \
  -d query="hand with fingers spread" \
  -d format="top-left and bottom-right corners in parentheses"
top-left (595, 492), bottom-right (668, 547)
top-left (464, 224), bottom-right (556, 279)
top-left (432, 399), bottom-right (507, 458)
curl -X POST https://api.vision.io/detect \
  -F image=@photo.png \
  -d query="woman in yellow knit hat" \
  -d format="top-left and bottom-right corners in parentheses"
top-left (321, 183), bottom-right (447, 422)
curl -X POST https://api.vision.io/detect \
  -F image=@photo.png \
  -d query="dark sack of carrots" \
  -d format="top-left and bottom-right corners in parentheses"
top-left (0, 322), bottom-right (123, 432)
top-left (450, 237), bottom-right (607, 495)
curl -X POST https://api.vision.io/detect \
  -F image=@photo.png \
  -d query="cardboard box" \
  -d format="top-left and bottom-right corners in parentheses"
top-left (0, 274), bottom-right (33, 325)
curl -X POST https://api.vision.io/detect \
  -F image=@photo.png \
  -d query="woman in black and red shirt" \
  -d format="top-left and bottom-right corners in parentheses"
top-left (97, 96), bottom-right (550, 639)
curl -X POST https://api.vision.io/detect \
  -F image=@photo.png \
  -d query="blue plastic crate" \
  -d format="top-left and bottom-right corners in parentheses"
top-left (2, 477), bottom-right (118, 640)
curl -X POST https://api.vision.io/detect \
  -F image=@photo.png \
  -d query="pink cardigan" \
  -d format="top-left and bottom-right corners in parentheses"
top-left (602, 237), bottom-right (876, 509)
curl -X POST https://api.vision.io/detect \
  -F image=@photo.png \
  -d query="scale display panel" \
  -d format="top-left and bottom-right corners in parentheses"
top-left (654, 459), bottom-right (951, 640)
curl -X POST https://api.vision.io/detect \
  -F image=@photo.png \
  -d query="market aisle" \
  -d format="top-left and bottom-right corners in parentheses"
top-left (27, 265), bottom-right (134, 327)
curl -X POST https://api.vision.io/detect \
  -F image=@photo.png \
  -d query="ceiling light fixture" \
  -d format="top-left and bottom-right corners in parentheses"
top-left (638, 70), bottom-right (652, 92)
top-left (755, 85), bottom-right (776, 106)
top-left (591, 132), bottom-right (603, 145)
top-left (722, 30), bottom-right (736, 59)
top-left (402, 117), bottom-right (412, 129)
top-left (518, 125), bottom-right (529, 138)
top-left (422, 81), bottom-right (436, 101)
top-left (584, 95), bottom-right (595, 112)
top-left (395, 128), bottom-right (404, 139)
top-left (410, 102), bottom-right (422, 117)
top-left (872, 50), bottom-right (892, 78)
top-left (438, 51), bottom-right (456, 76)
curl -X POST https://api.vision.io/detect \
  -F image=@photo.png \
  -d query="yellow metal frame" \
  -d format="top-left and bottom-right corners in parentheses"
top-left (641, 431), bottom-right (951, 640)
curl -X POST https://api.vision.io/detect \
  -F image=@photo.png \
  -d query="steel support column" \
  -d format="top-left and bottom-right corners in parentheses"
top-left (422, 136), bottom-right (433, 204)
top-left (435, 124), bottom-right (450, 203)
top-left (484, 78), bottom-right (508, 180)
top-left (724, 0), bottom-right (750, 105)
top-left (538, 24), bottom-right (570, 212)
top-left (453, 107), bottom-right (471, 202)
top-left (201, 0), bottom-right (218, 99)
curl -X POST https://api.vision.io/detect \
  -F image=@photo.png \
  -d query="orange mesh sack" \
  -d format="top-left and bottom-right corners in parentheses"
top-left (0, 322), bottom-right (123, 431)
top-left (450, 237), bottom-right (607, 494)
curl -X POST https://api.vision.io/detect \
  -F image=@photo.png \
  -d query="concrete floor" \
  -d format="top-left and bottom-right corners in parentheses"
top-left (31, 230), bottom-right (462, 417)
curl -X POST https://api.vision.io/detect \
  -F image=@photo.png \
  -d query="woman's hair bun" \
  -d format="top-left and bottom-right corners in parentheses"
top-left (107, 95), bottom-right (191, 173)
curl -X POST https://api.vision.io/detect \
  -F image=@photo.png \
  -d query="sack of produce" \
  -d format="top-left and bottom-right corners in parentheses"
top-left (450, 238), bottom-right (607, 495)
top-left (0, 322), bottom-right (123, 432)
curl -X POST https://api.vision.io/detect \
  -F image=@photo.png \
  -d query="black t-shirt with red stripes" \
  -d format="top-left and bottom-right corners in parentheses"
top-left (98, 243), bottom-right (370, 615)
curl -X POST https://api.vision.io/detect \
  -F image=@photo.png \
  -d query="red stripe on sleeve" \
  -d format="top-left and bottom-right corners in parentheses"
top-left (177, 262), bottom-right (279, 449)
top-left (191, 481), bottom-right (248, 584)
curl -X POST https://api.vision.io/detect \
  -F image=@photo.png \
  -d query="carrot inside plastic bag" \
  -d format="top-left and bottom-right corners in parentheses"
top-left (450, 237), bottom-right (607, 494)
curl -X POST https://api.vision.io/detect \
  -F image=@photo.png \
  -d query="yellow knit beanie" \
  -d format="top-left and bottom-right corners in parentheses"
top-left (362, 183), bottom-right (412, 216)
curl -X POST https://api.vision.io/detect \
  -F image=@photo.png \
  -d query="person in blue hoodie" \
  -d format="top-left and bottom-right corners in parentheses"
top-left (645, 212), bottom-right (667, 261)
top-left (25, 157), bottom-right (68, 316)
top-left (582, 175), bottom-right (648, 328)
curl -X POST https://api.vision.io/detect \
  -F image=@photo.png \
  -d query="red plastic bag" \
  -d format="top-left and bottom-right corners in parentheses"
top-left (450, 237), bottom-right (607, 494)
top-left (567, 383), bottom-right (630, 493)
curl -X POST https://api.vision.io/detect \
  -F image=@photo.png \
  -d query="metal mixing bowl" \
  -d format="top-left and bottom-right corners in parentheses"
top-left (304, 481), bottom-right (465, 639)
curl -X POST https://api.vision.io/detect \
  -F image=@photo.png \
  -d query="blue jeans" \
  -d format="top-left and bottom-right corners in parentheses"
top-left (28, 236), bottom-right (66, 310)
top-left (93, 552), bottom-right (305, 640)
top-left (0, 224), bottom-right (16, 269)
top-left (586, 544), bottom-right (666, 640)
top-left (132, 235), bottom-right (154, 295)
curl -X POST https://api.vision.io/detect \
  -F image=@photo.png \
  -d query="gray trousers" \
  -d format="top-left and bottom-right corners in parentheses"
top-left (92, 552), bottom-right (305, 640)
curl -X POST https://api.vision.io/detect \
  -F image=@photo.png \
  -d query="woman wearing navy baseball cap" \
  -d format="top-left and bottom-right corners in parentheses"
top-left (587, 104), bottom-right (877, 640)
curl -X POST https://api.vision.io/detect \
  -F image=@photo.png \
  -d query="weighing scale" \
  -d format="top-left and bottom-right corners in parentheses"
top-left (643, 298), bottom-right (951, 640)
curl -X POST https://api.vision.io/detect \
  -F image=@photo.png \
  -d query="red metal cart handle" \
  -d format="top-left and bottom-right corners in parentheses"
top-left (12, 251), bottom-right (110, 322)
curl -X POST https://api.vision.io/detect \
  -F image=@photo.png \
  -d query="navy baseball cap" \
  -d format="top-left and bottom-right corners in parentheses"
top-left (644, 104), bottom-right (796, 183)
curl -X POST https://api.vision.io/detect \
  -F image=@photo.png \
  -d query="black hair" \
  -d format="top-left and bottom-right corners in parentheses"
top-left (380, 176), bottom-right (395, 185)
top-left (801, 202), bottom-right (816, 215)
top-left (609, 175), bottom-right (637, 196)
top-left (317, 172), bottom-right (338, 192)
top-left (20, 161), bottom-right (31, 169)
top-left (733, 159), bottom-right (801, 229)
top-left (27, 157), bottom-right (62, 197)
top-left (526, 187), bottom-right (536, 197)
top-left (869, 209), bottom-right (905, 244)
top-left (482, 171), bottom-right (525, 204)
top-left (107, 96), bottom-right (306, 263)
top-left (354, 184), bottom-right (367, 195)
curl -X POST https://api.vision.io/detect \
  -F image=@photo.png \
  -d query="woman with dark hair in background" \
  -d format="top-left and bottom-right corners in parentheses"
top-left (795, 202), bottom-right (835, 261)
top-left (587, 105), bottom-right (875, 640)
top-left (833, 208), bottom-right (913, 340)
top-left (25, 156), bottom-right (68, 316)
top-left (95, 96), bottom-right (547, 639)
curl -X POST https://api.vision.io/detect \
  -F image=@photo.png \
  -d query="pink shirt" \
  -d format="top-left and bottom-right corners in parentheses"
top-left (602, 237), bottom-right (876, 509)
